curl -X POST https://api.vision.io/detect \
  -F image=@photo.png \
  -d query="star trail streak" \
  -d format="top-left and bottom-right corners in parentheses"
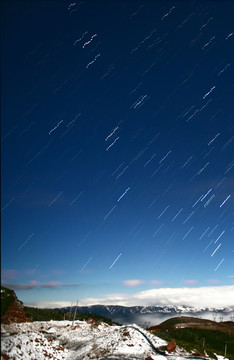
top-left (182, 226), bottom-right (193, 240)
top-left (214, 231), bottom-right (225, 244)
top-left (203, 86), bottom-right (216, 99)
top-left (48, 192), bottom-right (63, 207)
top-left (211, 243), bottom-right (222, 257)
top-left (80, 257), bottom-right (93, 271)
top-left (220, 195), bottom-right (231, 208)
top-left (117, 187), bottom-right (130, 202)
top-left (214, 258), bottom-right (225, 272)
top-left (18, 233), bottom-right (34, 251)
top-left (109, 253), bottom-right (122, 269)
top-left (172, 208), bottom-right (183, 222)
top-left (199, 227), bottom-right (210, 240)
top-left (105, 127), bottom-right (119, 141)
top-left (86, 54), bottom-right (100, 68)
top-left (104, 205), bottom-right (117, 220)
top-left (49, 120), bottom-right (64, 135)
top-left (106, 136), bottom-right (119, 151)
top-left (201, 189), bottom-right (212, 202)
top-left (204, 194), bottom-right (215, 208)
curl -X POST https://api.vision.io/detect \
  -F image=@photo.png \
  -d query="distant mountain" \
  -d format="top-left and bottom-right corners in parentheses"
top-left (54, 304), bottom-right (234, 327)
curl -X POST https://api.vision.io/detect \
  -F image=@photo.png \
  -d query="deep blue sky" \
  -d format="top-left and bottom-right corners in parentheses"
top-left (1, 0), bottom-right (234, 308)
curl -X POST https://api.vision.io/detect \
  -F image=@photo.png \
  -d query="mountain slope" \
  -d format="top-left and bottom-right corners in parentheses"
top-left (1, 287), bottom-right (31, 324)
top-left (148, 316), bottom-right (234, 335)
top-left (1, 320), bottom-right (169, 360)
top-left (148, 317), bottom-right (234, 360)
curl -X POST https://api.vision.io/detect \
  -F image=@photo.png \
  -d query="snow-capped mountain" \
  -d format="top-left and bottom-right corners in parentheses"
top-left (56, 305), bottom-right (234, 315)
top-left (54, 305), bottom-right (234, 327)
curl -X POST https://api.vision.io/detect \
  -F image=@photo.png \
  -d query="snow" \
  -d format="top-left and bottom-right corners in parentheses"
top-left (1, 320), bottom-right (226, 360)
top-left (214, 355), bottom-right (229, 360)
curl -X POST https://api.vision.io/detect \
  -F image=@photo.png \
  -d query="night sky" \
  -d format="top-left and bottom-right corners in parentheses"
top-left (1, 0), bottom-right (234, 308)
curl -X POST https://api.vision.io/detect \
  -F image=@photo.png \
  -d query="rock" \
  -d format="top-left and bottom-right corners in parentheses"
top-left (166, 338), bottom-right (176, 352)
top-left (87, 317), bottom-right (98, 325)
top-left (2, 290), bottom-right (31, 324)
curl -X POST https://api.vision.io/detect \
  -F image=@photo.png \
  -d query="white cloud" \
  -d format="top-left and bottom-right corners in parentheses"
top-left (206, 279), bottom-right (220, 284)
top-left (28, 286), bottom-right (234, 309)
top-left (150, 280), bottom-right (165, 286)
top-left (25, 301), bottom-right (73, 309)
top-left (183, 280), bottom-right (198, 285)
top-left (123, 279), bottom-right (145, 287)
top-left (78, 286), bottom-right (234, 308)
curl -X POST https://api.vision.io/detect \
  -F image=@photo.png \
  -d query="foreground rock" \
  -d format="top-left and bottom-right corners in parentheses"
top-left (1, 288), bottom-right (31, 324)
top-left (166, 338), bottom-right (176, 352)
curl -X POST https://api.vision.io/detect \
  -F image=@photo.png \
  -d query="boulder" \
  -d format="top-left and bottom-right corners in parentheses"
top-left (87, 317), bottom-right (98, 325)
top-left (166, 338), bottom-right (176, 352)
top-left (2, 290), bottom-right (31, 324)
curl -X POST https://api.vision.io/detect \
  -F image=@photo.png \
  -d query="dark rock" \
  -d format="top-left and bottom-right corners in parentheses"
top-left (166, 338), bottom-right (176, 352)
top-left (2, 291), bottom-right (31, 324)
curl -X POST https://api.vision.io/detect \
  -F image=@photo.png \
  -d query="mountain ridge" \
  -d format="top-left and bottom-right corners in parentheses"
top-left (54, 304), bottom-right (234, 315)
top-left (52, 304), bottom-right (234, 327)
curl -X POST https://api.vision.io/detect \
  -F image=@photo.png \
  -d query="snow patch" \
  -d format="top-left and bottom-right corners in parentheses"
top-left (1, 320), bottom-right (220, 360)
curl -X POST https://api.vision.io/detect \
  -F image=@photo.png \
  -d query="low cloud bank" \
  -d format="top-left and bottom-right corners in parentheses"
top-left (78, 286), bottom-right (234, 308)
top-left (29, 285), bottom-right (234, 309)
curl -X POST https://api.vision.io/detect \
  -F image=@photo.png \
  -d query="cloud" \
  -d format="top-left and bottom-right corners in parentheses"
top-left (41, 281), bottom-right (63, 288)
top-left (2, 269), bottom-right (18, 280)
top-left (123, 279), bottom-right (145, 287)
top-left (77, 285), bottom-right (234, 308)
top-left (123, 279), bottom-right (165, 288)
top-left (24, 268), bottom-right (39, 276)
top-left (25, 301), bottom-right (73, 309)
top-left (183, 279), bottom-right (198, 285)
top-left (2, 281), bottom-right (80, 290)
top-left (2, 281), bottom-right (40, 290)
top-left (150, 280), bottom-right (165, 286)
top-left (206, 279), bottom-right (220, 284)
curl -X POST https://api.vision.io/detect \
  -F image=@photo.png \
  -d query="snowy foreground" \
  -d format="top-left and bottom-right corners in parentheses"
top-left (0, 320), bottom-right (222, 360)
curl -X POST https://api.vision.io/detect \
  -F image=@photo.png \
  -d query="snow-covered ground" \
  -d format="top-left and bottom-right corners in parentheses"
top-left (0, 320), bottom-right (221, 360)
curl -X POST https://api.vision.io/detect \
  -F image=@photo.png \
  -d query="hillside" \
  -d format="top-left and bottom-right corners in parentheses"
top-left (1, 286), bottom-right (114, 325)
top-left (1, 286), bottom-right (31, 324)
top-left (1, 287), bottom-right (15, 318)
top-left (0, 319), bottom-right (185, 360)
top-left (24, 306), bottom-right (116, 325)
top-left (148, 316), bottom-right (234, 335)
top-left (148, 316), bottom-right (234, 360)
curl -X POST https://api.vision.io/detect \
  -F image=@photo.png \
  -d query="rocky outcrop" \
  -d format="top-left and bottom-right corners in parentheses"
top-left (166, 338), bottom-right (176, 352)
top-left (87, 317), bottom-right (98, 325)
top-left (2, 290), bottom-right (31, 324)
